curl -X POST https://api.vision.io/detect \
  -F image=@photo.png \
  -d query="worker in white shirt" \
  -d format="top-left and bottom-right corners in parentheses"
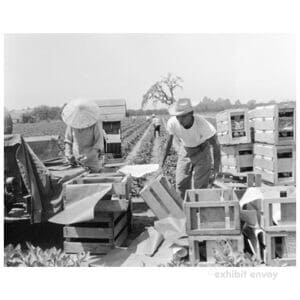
top-left (161, 98), bottom-right (221, 200)
top-left (152, 114), bottom-right (161, 137)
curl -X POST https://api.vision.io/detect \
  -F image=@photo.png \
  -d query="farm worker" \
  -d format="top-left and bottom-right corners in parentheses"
top-left (152, 114), bottom-right (161, 137)
top-left (61, 99), bottom-right (104, 173)
top-left (4, 107), bottom-right (13, 134)
top-left (161, 98), bottom-right (221, 200)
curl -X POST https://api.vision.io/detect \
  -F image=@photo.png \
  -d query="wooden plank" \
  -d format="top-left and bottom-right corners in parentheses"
top-left (114, 213), bottom-right (128, 238)
top-left (150, 180), bottom-right (184, 219)
top-left (95, 199), bottom-right (129, 213)
top-left (140, 186), bottom-right (169, 219)
top-left (115, 226), bottom-right (128, 247)
top-left (64, 241), bottom-right (113, 254)
top-left (63, 226), bottom-right (113, 239)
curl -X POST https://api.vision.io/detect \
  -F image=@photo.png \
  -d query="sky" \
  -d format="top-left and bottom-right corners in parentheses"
top-left (4, 34), bottom-right (296, 110)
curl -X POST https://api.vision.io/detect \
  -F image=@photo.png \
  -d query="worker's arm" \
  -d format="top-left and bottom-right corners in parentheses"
top-left (160, 134), bottom-right (173, 168)
top-left (64, 126), bottom-right (75, 163)
top-left (207, 134), bottom-right (221, 176)
top-left (93, 122), bottom-right (104, 154)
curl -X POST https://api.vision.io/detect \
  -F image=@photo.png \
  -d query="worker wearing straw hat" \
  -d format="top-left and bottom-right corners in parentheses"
top-left (161, 98), bottom-right (221, 200)
top-left (61, 99), bottom-right (104, 172)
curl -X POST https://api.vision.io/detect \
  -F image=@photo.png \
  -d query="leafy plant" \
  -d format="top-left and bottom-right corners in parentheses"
top-left (212, 240), bottom-right (260, 267)
top-left (4, 242), bottom-right (91, 267)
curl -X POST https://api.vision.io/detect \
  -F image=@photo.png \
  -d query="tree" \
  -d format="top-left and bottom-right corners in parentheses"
top-left (142, 73), bottom-right (183, 108)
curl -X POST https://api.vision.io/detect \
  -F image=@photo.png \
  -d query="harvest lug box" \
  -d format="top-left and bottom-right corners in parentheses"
top-left (216, 109), bottom-right (251, 145)
top-left (249, 103), bottom-right (295, 145)
top-left (253, 143), bottom-right (295, 185)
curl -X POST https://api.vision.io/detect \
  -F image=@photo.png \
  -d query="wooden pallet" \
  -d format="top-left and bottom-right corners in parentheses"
top-left (253, 143), bottom-right (296, 185)
top-left (221, 144), bottom-right (253, 174)
top-left (64, 210), bottom-right (128, 255)
top-left (184, 189), bottom-right (240, 235)
top-left (264, 231), bottom-right (296, 266)
top-left (188, 234), bottom-right (244, 266)
top-left (140, 175), bottom-right (184, 219)
top-left (249, 103), bottom-right (295, 145)
top-left (262, 197), bottom-right (296, 232)
top-left (216, 109), bottom-right (251, 145)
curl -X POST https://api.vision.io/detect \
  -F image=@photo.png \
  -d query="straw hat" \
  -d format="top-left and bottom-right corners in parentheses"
top-left (62, 99), bottom-right (100, 129)
top-left (168, 98), bottom-right (193, 116)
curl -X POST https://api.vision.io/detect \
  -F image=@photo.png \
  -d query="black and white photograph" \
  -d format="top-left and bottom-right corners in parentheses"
top-left (0, 1), bottom-right (299, 299)
top-left (3, 33), bottom-right (296, 268)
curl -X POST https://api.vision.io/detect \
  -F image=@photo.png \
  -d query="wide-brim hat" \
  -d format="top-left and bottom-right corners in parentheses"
top-left (168, 98), bottom-right (194, 116)
top-left (62, 99), bottom-right (100, 129)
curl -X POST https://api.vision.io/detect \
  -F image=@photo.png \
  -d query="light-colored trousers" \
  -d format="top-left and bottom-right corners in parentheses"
top-left (176, 142), bottom-right (212, 200)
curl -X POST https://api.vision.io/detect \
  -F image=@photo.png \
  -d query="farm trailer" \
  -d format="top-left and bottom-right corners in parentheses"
top-left (95, 99), bottom-right (127, 158)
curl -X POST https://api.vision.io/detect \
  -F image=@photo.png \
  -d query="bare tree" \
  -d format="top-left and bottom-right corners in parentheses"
top-left (142, 73), bottom-right (183, 108)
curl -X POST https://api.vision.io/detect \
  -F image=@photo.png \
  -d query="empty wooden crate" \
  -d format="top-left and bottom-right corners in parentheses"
top-left (253, 143), bottom-right (295, 185)
top-left (216, 109), bottom-right (251, 145)
top-left (264, 231), bottom-right (296, 266)
top-left (250, 103), bottom-right (295, 145)
top-left (262, 197), bottom-right (296, 232)
top-left (63, 173), bottom-right (131, 206)
top-left (63, 210), bottom-right (129, 255)
top-left (188, 235), bottom-right (244, 266)
top-left (221, 144), bottom-right (253, 174)
top-left (184, 189), bottom-right (240, 235)
top-left (140, 175), bottom-right (184, 219)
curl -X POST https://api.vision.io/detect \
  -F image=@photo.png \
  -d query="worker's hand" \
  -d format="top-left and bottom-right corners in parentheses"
top-left (67, 155), bottom-right (76, 165)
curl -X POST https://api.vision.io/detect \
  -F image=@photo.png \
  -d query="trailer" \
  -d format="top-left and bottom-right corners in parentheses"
top-left (94, 99), bottom-right (127, 158)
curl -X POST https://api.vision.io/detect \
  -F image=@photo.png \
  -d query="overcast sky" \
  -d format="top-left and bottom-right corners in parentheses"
top-left (4, 34), bottom-right (295, 110)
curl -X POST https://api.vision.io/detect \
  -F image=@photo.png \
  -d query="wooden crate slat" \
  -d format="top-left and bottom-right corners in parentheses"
top-left (63, 226), bottom-right (113, 239)
top-left (115, 226), bottom-right (128, 247)
top-left (64, 241), bottom-right (113, 255)
top-left (113, 212), bottom-right (128, 238)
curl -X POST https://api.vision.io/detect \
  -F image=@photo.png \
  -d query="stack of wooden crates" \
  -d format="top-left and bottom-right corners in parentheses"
top-left (184, 189), bottom-right (242, 266)
top-left (250, 104), bottom-right (296, 185)
top-left (260, 186), bottom-right (296, 266)
top-left (216, 109), bottom-right (253, 175)
top-left (62, 172), bottom-right (132, 255)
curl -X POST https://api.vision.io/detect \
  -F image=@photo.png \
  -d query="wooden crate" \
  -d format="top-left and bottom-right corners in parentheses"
top-left (262, 197), bottom-right (296, 232)
top-left (184, 189), bottom-right (240, 235)
top-left (264, 231), bottom-right (296, 266)
top-left (140, 175), bottom-right (184, 219)
top-left (216, 109), bottom-right (251, 145)
top-left (63, 210), bottom-right (128, 255)
top-left (253, 143), bottom-right (296, 185)
top-left (63, 173), bottom-right (131, 207)
top-left (249, 103), bottom-right (295, 145)
top-left (188, 234), bottom-right (244, 266)
top-left (221, 144), bottom-right (253, 174)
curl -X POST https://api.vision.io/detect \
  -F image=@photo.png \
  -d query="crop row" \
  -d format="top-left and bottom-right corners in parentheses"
top-left (122, 120), bottom-right (151, 158)
top-left (129, 122), bottom-right (156, 197)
